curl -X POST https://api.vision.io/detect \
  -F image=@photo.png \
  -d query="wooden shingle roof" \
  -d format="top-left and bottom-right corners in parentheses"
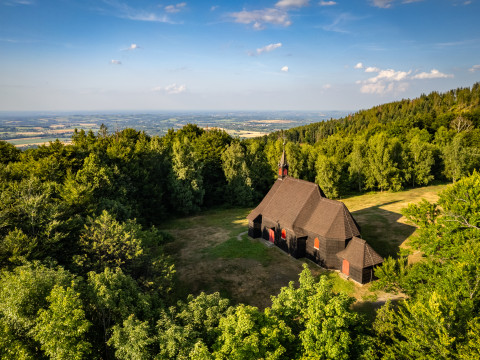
top-left (247, 176), bottom-right (360, 240)
top-left (337, 237), bottom-right (383, 268)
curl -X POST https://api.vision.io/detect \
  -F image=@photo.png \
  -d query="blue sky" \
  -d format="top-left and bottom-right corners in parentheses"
top-left (0, 0), bottom-right (479, 111)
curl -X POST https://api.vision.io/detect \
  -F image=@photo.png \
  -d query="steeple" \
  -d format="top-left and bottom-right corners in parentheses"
top-left (278, 141), bottom-right (289, 179)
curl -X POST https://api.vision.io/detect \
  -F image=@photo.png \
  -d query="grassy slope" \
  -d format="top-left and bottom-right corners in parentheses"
top-left (162, 184), bottom-right (447, 310)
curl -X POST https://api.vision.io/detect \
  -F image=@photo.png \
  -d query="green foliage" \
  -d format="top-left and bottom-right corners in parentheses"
top-left (246, 140), bottom-right (274, 198)
top-left (170, 137), bottom-right (205, 214)
top-left (0, 176), bottom-right (65, 259)
top-left (155, 292), bottom-right (231, 359)
top-left (405, 133), bottom-right (435, 187)
top-left (315, 153), bottom-right (342, 198)
top-left (33, 283), bottom-right (91, 360)
top-left (442, 133), bottom-right (476, 182)
top-left (374, 294), bottom-right (458, 359)
top-left (213, 304), bottom-right (294, 360)
top-left (87, 267), bottom-right (151, 327)
top-left (108, 315), bottom-right (153, 360)
top-left (270, 264), bottom-right (374, 359)
top-left (285, 141), bottom-right (305, 179)
top-left (438, 170), bottom-right (480, 230)
top-left (221, 141), bottom-right (254, 206)
top-left (0, 228), bottom-right (37, 266)
top-left (265, 138), bottom-right (284, 175)
top-left (0, 140), bottom-right (21, 164)
top-left (348, 138), bottom-right (368, 192)
top-left (0, 262), bottom-right (73, 331)
top-left (374, 172), bottom-right (480, 358)
top-left (366, 133), bottom-right (403, 192)
top-left (75, 210), bottom-right (144, 272)
top-left (0, 315), bottom-right (35, 360)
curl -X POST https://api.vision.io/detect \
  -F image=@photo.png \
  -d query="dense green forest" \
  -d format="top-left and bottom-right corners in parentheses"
top-left (1, 84), bottom-right (480, 359)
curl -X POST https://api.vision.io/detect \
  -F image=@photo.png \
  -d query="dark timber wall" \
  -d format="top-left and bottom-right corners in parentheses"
top-left (347, 265), bottom-right (363, 283)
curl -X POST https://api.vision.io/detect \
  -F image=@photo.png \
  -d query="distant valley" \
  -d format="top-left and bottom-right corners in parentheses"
top-left (0, 110), bottom-right (350, 147)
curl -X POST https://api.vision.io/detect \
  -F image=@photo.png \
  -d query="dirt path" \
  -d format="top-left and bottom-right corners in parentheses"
top-left (236, 231), bottom-right (248, 240)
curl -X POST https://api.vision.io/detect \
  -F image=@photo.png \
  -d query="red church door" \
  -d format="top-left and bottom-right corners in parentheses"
top-left (342, 260), bottom-right (350, 276)
top-left (268, 229), bottom-right (275, 243)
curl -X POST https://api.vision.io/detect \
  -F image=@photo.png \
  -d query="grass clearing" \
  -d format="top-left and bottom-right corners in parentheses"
top-left (162, 184), bottom-right (448, 311)
top-left (341, 184), bottom-right (447, 258)
top-left (204, 236), bottom-right (273, 266)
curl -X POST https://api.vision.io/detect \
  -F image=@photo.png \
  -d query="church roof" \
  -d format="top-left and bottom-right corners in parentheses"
top-left (247, 176), bottom-right (360, 240)
top-left (337, 236), bottom-right (383, 268)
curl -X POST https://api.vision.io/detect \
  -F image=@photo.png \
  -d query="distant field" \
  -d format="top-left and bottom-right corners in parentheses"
top-left (161, 184), bottom-right (448, 311)
top-left (0, 111), bottom-right (351, 146)
top-left (7, 137), bottom-right (72, 147)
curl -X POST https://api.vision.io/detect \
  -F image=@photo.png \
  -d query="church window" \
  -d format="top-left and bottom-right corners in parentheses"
top-left (314, 237), bottom-right (319, 250)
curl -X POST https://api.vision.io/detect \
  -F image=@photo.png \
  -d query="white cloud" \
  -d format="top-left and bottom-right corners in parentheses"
top-left (356, 64), bottom-right (453, 95)
top-left (368, 69), bottom-right (411, 83)
top-left (365, 66), bottom-right (380, 73)
top-left (371, 0), bottom-right (394, 8)
top-left (281, 66), bottom-right (289, 72)
top-left (165, 2), bottom-right (186, 13)
top-left (319, 1), bottom-right (336, 5)
top-left (469, 64), bottom-right (480, 73)
top-left (411, 69), bottom-right (453, 79)
top-left (128, 43), bottom-right (139, 50)
top-left (361, 83), bottom-right (389, 94)
top-left (323, 84), bottom-right (332, 89)
top-left (254, 42), bottom-right (282, 55)
top-left (356, 65), bottom-right (410, 94)
top-left (275, 0), bottom-right (309, 8)
top-left (101, 0), bottom-right (173, 23)
top-left (4, 0), bottom-right (34, 5)
top-left (229, 8), bottom-right (291, 29)
top-left (322, 12), bottom-right (356, 33)
top-left (371, 0), bottom-right (425, 7)
top-left (164, 83), bottom-right (187, 94)
top-left (110, 59), bottom-right (122, 65)
top-left (210, 5), bottom-right (219, 11)
top-left (361, 81), bottom-right (409, 95)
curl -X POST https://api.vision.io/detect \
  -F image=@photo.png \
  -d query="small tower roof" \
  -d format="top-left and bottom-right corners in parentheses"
top-left (337, 237), bottom-right (383, 268)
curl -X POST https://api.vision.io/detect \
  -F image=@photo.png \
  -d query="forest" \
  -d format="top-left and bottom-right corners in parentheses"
top-left (1, 83), bottom-right (480, 359)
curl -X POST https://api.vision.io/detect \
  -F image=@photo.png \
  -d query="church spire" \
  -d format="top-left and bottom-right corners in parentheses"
top-left (278, 140), bottom-right (289, 179)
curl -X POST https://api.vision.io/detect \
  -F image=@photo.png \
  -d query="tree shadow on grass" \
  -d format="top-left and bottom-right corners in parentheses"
top-left (352, 201), bottom-right (416, 259)
top-left (353, 297), bottom-right (405, 322)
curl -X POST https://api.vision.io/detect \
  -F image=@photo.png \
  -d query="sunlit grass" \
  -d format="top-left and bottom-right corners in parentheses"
top-left (204, 236), bottom-right (273, 266)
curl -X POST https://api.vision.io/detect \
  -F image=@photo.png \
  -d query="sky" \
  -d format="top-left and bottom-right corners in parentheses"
top-left (0, 0), bottom-right (479, 112)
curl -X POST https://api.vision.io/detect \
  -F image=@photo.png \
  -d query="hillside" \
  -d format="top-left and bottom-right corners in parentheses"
top-left (0, 83), bottom-right (479, 359)
top-left (275, 83), bottom-right (480, 143)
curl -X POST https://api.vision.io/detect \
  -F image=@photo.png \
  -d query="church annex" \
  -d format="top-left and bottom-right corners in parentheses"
top-left (247, 149), bottom-right (383, 284)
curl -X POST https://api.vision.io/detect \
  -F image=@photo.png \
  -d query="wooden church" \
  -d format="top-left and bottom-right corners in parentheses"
top-left (247, 149), bottom-right (383, 284)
